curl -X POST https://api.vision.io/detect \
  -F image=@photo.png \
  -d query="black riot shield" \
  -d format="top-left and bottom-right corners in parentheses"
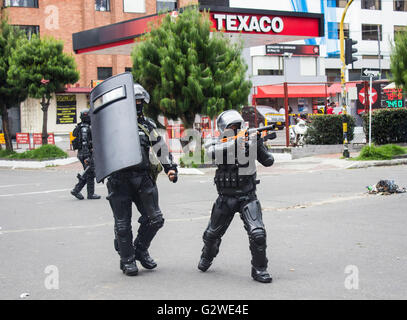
top-left (90, 72), bottom-right (142, 182)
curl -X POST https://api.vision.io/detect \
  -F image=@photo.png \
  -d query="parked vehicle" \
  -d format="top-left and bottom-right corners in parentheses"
top-left (241, 105), bottom-right (285, 129)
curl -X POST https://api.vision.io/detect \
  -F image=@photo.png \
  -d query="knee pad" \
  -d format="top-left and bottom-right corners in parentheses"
top-left (116, 221), bottom-right (132, 238)
top-left (250, 228), bottom-right (266, 247)
top-left (149, 214), bottom-right (164, 230)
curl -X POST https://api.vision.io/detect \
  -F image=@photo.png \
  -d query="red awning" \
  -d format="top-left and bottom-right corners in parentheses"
top-left (327, 82), bottom-right (356, 95)
top-left (254, 84), bottom-right (330, 98)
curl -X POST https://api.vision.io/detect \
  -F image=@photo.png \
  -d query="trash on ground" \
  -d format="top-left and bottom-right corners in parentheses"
top-left (367, 180), bottom-right (406, 195)
top-left (19, 292), bottom-right (30, 299)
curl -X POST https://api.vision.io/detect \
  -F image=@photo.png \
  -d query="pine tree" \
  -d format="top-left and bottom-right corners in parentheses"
top-left (391, 27), bottom-right (407, 90)
top-left (131, 6), bottom-right (252, 128)
top-left (8, 35), bottom-right (79, 144)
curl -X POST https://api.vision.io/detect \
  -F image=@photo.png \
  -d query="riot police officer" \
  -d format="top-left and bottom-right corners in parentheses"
top-left (71, 109), bottom-right (101, 200)
top-left (198, 110), bottom-right (274, 283)
top-left (106, 83), bottom-right (178, 276)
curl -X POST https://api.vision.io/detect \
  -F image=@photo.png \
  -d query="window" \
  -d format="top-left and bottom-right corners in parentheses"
top-left (327, 22), bottom-right (349, 39)
top-left (361, 0), bottom-right (381, 10)
top-left (394, 25), bottom-right (407, 39)
top-left (97, 67), bottom-right (112, 80)
top-left (252, 56), bottom-right (283, 76)
top-left (327, 0), bottom-right (349, 8)
top-left (156, 0), bottom-right (177, 13)
top-left (125, 67), bottom-right (132, 73)
top-left (4, 0), bottom-right (38, 7)
top-left (362, 24), bottom-right (382, 41)
top-left (362, 55), bottom-right (383, 59)
top-left (95, 0), bottom-right (110, 11)
top-left (300, 57), bottom-right (317, 76)
top-left (13, 25), bottom-right (39, 39)
top-left (394, 0), bottom-right (407, 11)
top-left (123, 0), bottom-right (145, 13)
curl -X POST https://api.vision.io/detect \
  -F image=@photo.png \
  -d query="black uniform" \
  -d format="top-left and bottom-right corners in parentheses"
top-left (106, 92), bottom-right (178, 276)
top-left (71, 111), bottom-right (100, 200)
top-left (198, 111), bottom-right (274, 283)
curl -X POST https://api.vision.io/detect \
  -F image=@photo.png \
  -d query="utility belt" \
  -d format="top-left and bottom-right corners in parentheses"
top-left (214, 168), bottom-right (259, 190)
top-left (111, 167), bottom-right (150, 180)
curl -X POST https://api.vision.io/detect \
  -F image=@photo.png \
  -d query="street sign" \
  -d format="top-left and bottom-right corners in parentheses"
top-left (361, 68), bottom-right (381, 79)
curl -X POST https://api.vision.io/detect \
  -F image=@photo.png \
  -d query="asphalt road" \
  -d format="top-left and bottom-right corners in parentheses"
top-left (0, 164), bottom-right (406, 300)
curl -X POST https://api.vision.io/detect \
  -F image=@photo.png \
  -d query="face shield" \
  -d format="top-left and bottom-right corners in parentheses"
top-left (216, 110), bottom-right (244, 135)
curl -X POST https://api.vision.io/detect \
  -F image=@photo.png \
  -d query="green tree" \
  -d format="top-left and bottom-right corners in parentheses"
top-left (131, 6), bottom-right (252, 128)
top-left (390, 26), bottom-right (407, 90)
top-left (8, 35), bottom-right (79, 144)
top-left (0, 17), bottom-right (28, 151)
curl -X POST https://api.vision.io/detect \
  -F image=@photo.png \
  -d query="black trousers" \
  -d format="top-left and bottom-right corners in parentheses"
top-left (201, 191), bottom-right (269, 269)
top-left (107, 172), bottom-right (164, 263)
top-left (73, 154), bottom-right (96, 195)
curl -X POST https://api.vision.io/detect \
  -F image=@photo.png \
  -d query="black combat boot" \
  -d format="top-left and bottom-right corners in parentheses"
top-left (134, 248), bottom-right (157, 269)
top-left (87, 180), bottom-right (101, 199)
top-left (198, 256), bottom-right (213, 272)
top-left (120, 259), bottom-right (139, 276)
top-left (71, 180), bottom-right (86, 200)
top-left (251, 266), bottom-right (272, 283)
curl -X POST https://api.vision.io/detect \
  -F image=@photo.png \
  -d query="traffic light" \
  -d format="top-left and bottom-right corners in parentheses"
top-left (345, 38), bottom-right (358, 65)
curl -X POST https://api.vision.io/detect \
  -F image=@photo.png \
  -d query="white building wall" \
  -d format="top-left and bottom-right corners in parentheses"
top-left (20, 94), bottom-right (89, 135)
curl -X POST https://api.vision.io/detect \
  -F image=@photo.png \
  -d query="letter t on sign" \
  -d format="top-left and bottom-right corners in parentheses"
top-left (213, 14), bottom-right (226, 31)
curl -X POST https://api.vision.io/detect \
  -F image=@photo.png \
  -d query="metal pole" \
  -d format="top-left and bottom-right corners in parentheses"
top-left (340, 0), bottom-right (353, 158)
top-left (377, 25), bottom-right (381, 80)
top-left (369, 75), bottom-right (372, 147)
top-left (284, 82), bottom-right (289, 147)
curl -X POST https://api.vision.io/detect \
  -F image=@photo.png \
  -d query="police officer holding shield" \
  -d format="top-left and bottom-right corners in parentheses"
top-left (70, 109), bottom-right (101, 200)
top-left (90, 73), bottom-right (177, 276)
top-left (198, 110), bottom-right (274, 283)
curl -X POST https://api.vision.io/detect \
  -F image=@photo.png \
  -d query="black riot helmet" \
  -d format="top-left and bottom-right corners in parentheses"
top-left (134, 83), bottom-right (150, 117)
top-left (80, 109), bottom-right (91, 124)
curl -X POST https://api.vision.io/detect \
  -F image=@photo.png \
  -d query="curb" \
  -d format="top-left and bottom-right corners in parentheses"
top-left (347, 158), bottom-right (407, 169)
top-left (0, 157), bottom-right (78, 169)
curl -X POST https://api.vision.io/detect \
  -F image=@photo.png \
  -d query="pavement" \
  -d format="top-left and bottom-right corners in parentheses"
top-left (1, 154), bottom-right (407, 300)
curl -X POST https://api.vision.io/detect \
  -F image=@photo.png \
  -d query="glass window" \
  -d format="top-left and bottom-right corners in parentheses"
top-left (361, 0), bottom-right (381, 10)
top-left (13, 25), bottom-right (39, 39)
top-left (394, 0), bottom-right (407, 11)
top-left (123, 0), bottom-right (145, 13)
top-left (95, 0), bottom-right (110, 12)
top-left (362, 24), bottom-right (382, 41)
top-left (394, 25), bottom-right (406, 39)
top-left (97, 67), bottom-right (112, 80)
top-left (156, 0), bottom-right (177, 13)
top-left (327, 0), bottom-right (349, 8)
top-left (327, 22), bottom-right (349, 39)
top-left (125, 67), bottom-right (132, 73)
top-left (253, 56), bottom-right (283, 76)
top-left (4, 0), bottom-right (38, 7)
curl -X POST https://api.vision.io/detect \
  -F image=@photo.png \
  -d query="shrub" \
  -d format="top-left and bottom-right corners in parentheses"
top-left (0, 145), bottom-right (67, 160)
top-left (305, 114), bottom-right (355, 145)
top-left (355, 144), bottom-right (407, 160)
top-left (362, 108), bottom-right (407, 144)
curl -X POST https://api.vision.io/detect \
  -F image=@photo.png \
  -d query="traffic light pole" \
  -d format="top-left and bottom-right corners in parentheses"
top-left (340, 0), bottom-right (353, 158)
top-left (369, 74), bottom-right (373, 147)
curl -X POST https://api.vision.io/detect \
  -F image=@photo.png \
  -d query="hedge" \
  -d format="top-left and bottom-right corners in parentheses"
top-left (305, 114), bottom-right (355, 145)
top-left (362, 108), bottom-right (407, 144)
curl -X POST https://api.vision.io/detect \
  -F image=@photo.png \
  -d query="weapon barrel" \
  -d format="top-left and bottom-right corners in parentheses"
top-left (247, 125), bottom-right (275, 135)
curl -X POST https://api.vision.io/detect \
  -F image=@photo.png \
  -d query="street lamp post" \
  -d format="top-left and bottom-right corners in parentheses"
top-left (282, 52), bottom-right (292, 147)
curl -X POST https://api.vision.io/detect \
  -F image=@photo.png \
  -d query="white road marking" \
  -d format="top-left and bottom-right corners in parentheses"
top-left (0, 185), bottom-right (104, 197)
top-left (0, 183), bottom-right (41, 189)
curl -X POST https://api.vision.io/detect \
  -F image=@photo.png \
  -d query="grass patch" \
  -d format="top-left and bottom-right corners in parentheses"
top-left (352, 144), bottom-right (407, 161)
top-left (0, 145), bottom-right (68, 161)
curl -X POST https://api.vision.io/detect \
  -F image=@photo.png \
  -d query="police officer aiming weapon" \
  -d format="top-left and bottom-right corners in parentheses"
top-left (198, 110), bottom-right (275, 283)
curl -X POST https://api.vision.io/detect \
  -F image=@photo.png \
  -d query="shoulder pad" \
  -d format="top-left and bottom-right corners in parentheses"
top-left (144, 117), bottom-right (157, 129)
